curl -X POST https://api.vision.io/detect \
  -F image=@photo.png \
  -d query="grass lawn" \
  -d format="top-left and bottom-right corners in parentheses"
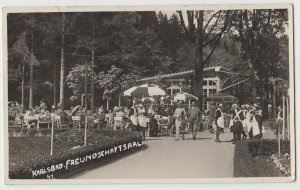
top-left (233, 139), bottom-right (290, 177)
top-left (9, 136), bottom-right (73, 170)
top-left (251, 155), bottom-right (283, 177)
top-left (9, 129), bottom-right (142, 179)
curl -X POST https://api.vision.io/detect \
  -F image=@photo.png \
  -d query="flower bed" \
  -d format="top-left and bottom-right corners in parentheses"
top-left (9, 129), bottom-right (143, 179)
top-left (233, 139), bottom-right (290, 177)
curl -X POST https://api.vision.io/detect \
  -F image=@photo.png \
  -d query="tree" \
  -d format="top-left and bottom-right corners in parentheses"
top-left (59, 13), bottom-right (66, 109)
top-left (10, 30), bottom-right (40, 111)
top-left (230, 9), bottom-right (288, 103)
top-left (177, 10), bottom-right (232, 110)
top-left (66, 64), bottom-right (96, 100)
top-left (97, 65), bottom-right (140, 107)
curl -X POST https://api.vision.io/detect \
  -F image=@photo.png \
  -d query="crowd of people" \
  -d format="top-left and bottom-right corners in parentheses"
top-left (211, 103), bottom-right (264, 144)
top-left (8, 97), bottom-right (285, 144)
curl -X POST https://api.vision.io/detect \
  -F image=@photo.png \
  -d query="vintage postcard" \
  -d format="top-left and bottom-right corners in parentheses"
top-left (2, 4), bottom-right (295, 184)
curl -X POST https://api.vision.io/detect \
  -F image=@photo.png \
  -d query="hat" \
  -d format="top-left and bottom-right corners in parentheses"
top-left (113, 106), bottom-right (118, 111)
top-left (218, 103), bottom-right (223, 107)
top-left (98, 107), bottom-right (104, 112)
top-left (232, 104), bottom-right (237, 108)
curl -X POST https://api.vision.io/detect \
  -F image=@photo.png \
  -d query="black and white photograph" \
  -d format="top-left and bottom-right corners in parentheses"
top-left (2, 4), bottom-right (295, 183)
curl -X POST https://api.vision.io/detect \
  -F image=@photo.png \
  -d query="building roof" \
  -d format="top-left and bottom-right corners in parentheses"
top-left (137, 66), bottom-right (244, 82)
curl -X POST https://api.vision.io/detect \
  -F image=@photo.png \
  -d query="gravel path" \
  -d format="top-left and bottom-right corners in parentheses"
top-left (74, 128), bottom-right (235, 179)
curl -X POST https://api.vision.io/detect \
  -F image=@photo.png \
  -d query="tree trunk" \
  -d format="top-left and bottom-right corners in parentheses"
top-left (29, 15), bottom-right (34, 109)
top-left (272, 82), bottom-right (277, 118)
top-left (53, 61), bottom-right (57, 107)
top-left (90, 16), bottom-right (96, 113)
top-left (194, 11), bottom-right (204, 111)
top-left (59, 13), bottom-right (65, 110)
top-left (247, 59), bottom-right (257, 103)
top-left (21, 62), bottom-right (25, 112)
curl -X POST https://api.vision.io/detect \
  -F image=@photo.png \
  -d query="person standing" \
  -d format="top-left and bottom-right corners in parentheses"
top-left (231, 105), bottom-right (245, 144)
top-left (173, 101), bottom-right (186, 141)
top-left (215, 103), bottom-right (225, 142)
top-left (208, 103), bottom-right (216, 133)
top-left (129, 103), bottom-right (138, 131)
top-left (275, 106), bottom-right (283, 136)
top-left (241, 104), bottom-right (249, 139)
top-left (137, 103), bottom-right (147, 140)
top-left (187, 101), bottom-right (200, 140)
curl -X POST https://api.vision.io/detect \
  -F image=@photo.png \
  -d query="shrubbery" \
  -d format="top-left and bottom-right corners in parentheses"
top-left (9, 129), bottom-right (143, 179)
top-left (234, 139), bottom-right (290, 177)
top-left (247, 139), bottom-right (290, 155)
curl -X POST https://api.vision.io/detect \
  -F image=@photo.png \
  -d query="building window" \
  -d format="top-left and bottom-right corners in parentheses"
top-left (209, 80), bottom-right (216, 86)
top-left (202, 89), bottom-right (208, 97)
top-left (203, 80), bottom-right (208, 85)
top-left (209, 89), bottom-right (217, 95)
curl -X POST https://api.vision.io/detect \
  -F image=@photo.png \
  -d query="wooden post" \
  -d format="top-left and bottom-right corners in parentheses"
top-left (278, 128), bottom-right (281, 157)
top-left (287, 97), bottom-right (290, 140)
top-left (84, 116), bottom-right (87, 146)
top-left (106, 98), bottom-right (109, 110)
top-left (84, 60), bottom-right (88, 147)
top-left (118, 95), bottom-right (121, 107)
top-left (50, 115), bottom-right (54, 156)
top-left (282, 96), bottom-right (285, 140)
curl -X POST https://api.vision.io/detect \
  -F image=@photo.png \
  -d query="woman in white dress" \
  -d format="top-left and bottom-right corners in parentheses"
top-left (215, 103), bottom-right (225, 142)
top-left (137, 103), bottom-right (147, 140)
top-left (173, 101), bottom-right (186, 141)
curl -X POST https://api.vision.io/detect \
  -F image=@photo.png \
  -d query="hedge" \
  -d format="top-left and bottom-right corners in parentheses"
top-left (233, 139), bottom-right (290, 177)
top-left (9, 129), bottom-right (143, 179)
top-left (247, 139), bottom-right (290, 155)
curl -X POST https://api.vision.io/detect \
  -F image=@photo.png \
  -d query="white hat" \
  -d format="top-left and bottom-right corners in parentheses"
top-left (218, 103), bottom-right (223, 107)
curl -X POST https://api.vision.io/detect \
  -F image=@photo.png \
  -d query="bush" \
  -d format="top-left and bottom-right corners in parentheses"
top-left (248, 139), bottom-right (290, 155)
top-left (9, 129), bottom-right (143, 179)
top-left (234, 139), bottom-right (290, 177)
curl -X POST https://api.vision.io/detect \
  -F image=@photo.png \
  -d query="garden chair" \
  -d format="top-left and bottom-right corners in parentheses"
top-left (105, 114), bottom-right (113, 130)
top-left (113, 116), bottom-right (124, 130)
top-left (157, 116), bottom-right (172, 136)
top-left (37, 116), bottom-right (51, 129)
top-left (55, 115), bottom-right (70, 128)
top-left (72, 116), bottom-right (81, 128)
top-left (23, 115), bottom-right (37, 129)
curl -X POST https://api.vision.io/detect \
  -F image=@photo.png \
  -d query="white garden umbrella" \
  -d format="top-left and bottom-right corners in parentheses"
top-left (124, 84), bottom-right (166, 97)
top-left (173, 93), bottom-right (198, 108)
top-left (123, 86), bottom-right (138, 96)
top-left (174, 93), bottom-right (198, 102)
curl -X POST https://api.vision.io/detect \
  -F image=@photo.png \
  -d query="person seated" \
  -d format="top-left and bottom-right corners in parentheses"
top-left (39, 99), bottom-right (48, 111)
top-left (114, 107), bottom-right (127, 129)
top-left (33, 106), bottom-right (40, 114)
top-left (147, 107), bottom-right (159, 137)
top-left (91, 107), bottom-right (106, 129)
top-left (14, 113), bottom-right (23, 127)
top-left (39, 108), bottom-right (51, 121)
top-left (55, 103), bottom-right (71, 126)
top-left (38, 108), bottom-right (51, 128)
top-left (24, 108), bottom-right (37, 128)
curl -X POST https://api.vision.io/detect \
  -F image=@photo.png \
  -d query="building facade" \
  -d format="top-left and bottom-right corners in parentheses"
top-left (138, 66), bottom-right (249, 110)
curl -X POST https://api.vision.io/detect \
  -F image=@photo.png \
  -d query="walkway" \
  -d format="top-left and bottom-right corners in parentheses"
top-left (74, 128), bottom-right (235, 179)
